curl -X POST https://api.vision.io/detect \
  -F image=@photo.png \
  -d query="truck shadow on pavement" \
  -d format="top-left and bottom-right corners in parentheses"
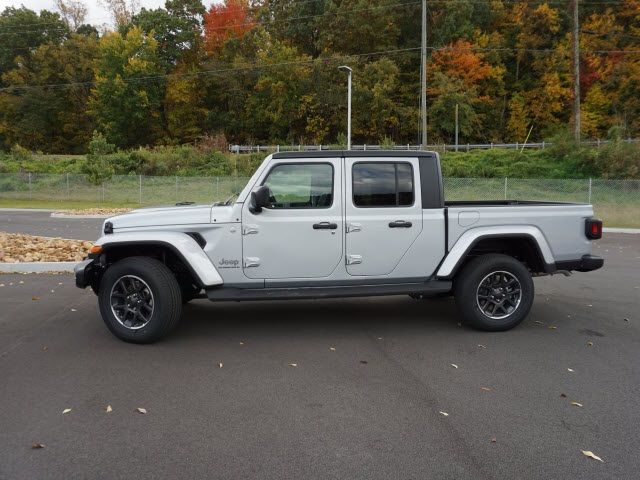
top-left (171, 296), bottom-right (459, 341)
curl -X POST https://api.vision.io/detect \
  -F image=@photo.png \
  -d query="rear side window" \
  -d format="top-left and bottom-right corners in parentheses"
top-left (352, 162), bottom-right (414, 207)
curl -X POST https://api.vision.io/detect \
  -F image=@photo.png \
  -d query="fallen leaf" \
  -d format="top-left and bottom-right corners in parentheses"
top-left (58, 282), bottom-right (63, 285)
top-left (377, 337), bottom-right (383, 340)
top-left (624, 318), bottom-right (629, 322)
top-left (534, 320), bottom-right (544, 325)
top-left (560, 393), bottom-right (567, 398)
top-left (480, 387), bottom-right (492, 392)
top-left (62, 408), bottom-right (71, 414)
top-left (477, 344), bottom-right (486, 349)
top-left (439, 411), bottom-right (449, 416)
top-left (581, 450), bottom-right (603, 462)
top-left (571, 401), bottom-right (583, 407)
top-left (31, 443), bottom-right (45, 449)
top-left (491, 438), bottom-right (497, 443)
top-left (31, 296), bottom-right (39, 301)
top-left (41, 346), bottom-right (48, 351)
top-left (19, 280), bottom-right (24, 284)
top-left (329, 347), bottom-right (336, 351)
top-left (450, 363), bottom-right (459, 369)
top-left (239, 341), bottom-right (244, 346)
top-left (587, 341), bottom-right (594, 347)
top-left (218, 362), bottom-right (223, 368)
top-left (587, 304), bottom-right (593, 307)
top-left (567, 368), bottom-right (574, 372)
top-left (359, 360), bottom-right (368, 365)
top-left (106, 405), bottom-right (112, 413)
top-left (70, 308), bottom-right (77, 312)
top-left (50, 290), bottom-right (55, 293)
top-left (288, 363), bottom-right (298, 367)
top-left (136, 407), bottom-right (147, 414)
top-left (548, 326), bottom-right (557, 330)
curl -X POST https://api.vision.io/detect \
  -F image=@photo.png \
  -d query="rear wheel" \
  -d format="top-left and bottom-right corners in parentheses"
top-left (98, 256), bottom-right (182, 343)
top-left (454, 254), bottom-right (533, 331)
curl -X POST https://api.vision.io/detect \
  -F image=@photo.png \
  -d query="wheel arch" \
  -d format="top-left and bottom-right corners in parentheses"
top-left (437, 227), bottom-right (555, 279)
top-left (94, 232), bottom-right (223, 290)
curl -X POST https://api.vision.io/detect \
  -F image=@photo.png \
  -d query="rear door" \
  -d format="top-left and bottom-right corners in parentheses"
top-left (344, 157), bottom-right (423, 276)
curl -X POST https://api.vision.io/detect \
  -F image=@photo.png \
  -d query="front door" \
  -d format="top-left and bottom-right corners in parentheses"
top-left (241, 158), bottom-right (343, 279)
top-left (344, 157), bottom-right (423, 276)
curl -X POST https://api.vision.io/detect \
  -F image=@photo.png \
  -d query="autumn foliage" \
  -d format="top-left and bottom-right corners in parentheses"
top-left (203, 0), bottom-right (254, 53)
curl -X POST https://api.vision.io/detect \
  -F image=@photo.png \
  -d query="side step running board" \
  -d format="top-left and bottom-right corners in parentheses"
top-left (205, 281), bottom-right (452, 302)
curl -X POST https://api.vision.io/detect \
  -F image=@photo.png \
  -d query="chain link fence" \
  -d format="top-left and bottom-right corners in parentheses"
top-left (0, 174), bottom-right (638, 227)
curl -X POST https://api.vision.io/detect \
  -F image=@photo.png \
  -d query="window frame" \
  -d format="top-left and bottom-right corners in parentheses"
top-left (351, 161), bottom-right (415, 209)
top-left (260, 161), bottom-right (335, 210)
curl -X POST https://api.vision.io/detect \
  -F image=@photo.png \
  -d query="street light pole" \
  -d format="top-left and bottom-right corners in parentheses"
top-left (338, 65), bottom-right (352, 150)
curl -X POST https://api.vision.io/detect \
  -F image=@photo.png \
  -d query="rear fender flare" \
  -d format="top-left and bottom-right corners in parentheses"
top-left (436, 225), bottom-right (554, 278)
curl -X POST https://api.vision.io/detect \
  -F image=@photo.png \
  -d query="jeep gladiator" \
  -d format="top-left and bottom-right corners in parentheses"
top-left (75, 151), bottom-right (604, 343)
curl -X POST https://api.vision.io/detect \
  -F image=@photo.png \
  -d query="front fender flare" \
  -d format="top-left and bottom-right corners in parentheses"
top-left (95, 231), bottom-right (223, 288)
top-left (436, 225), bottom-right (555, 278)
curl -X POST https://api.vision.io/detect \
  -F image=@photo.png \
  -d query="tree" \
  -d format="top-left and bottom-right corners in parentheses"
top-left (318, 0), bottom-right (400, 55)
top-left (54, 0), bottom-right (88, 31)
top-left (203, 0), bottom-right (254, 53)
top-left (129, 0), bottom-right (205, 70)
top-left (99, 0), bottom-right (140, 27)
top-left (0, 34), bottom-right (98, 153)
top-left (0, 7), bottom-right (69, 82)
top-left (89, 27), bottom-right (164, 147)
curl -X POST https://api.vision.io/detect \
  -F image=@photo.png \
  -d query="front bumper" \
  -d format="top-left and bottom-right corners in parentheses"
top-left (74, 259), bottom-right (96, 289)
top-left (555, 254), bottom-right (604, 273)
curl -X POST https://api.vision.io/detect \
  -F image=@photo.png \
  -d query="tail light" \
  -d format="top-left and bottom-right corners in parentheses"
top-left (585, 218), bottom-right (602, 240)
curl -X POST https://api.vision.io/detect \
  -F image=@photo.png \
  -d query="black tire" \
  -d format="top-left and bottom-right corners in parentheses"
top-left (98, 256), bottom-right (182, 343)
top-left (454, 254), bottom-right (534, 331)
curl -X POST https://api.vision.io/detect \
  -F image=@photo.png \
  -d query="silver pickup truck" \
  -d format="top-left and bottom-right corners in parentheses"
top-left (75, 151), bottom-right (603, 343)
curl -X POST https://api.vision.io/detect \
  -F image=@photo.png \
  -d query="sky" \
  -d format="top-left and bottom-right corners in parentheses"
top-left (0, 0), bottom-right (212, 27)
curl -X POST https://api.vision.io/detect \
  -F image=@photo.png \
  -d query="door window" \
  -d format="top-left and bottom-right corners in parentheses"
top-left (263, 163), bottom-right (333, 209)
top-left (352, 162), bottom-right (414, 207)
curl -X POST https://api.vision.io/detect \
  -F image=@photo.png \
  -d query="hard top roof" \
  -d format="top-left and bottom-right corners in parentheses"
top-left (271, 150), bottom-right (438, 159)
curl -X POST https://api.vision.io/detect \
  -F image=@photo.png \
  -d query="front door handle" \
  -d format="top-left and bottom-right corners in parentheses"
top-left (389, 220), bottom-right (412, 228)
top-left (313, 222), bottom-right (338, 230)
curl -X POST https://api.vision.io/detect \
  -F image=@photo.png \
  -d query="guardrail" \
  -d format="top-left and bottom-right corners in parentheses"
top-left (229, 138), bottom-right (640, 154)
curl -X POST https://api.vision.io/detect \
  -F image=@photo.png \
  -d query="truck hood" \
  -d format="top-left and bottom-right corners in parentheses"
top-left (104, 204), bottom-right (235, 231)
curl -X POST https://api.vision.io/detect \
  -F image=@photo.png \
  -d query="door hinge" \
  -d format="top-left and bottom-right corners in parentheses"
top-left (346, 223), bottom-right (362, 233)
top-left (346, 254), bottom-right (362, 265)
top-left (243, 257), bottom-right (260, 268)
top-left (242, 224), bottom-right (259, 235)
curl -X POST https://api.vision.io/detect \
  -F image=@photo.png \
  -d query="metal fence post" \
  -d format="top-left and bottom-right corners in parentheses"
top-left (139, 175), bottom-right (142, 205)
top-left (588, 178), bottom-right (592, 204)
top-left (504, 177), bottom-right (508, 200)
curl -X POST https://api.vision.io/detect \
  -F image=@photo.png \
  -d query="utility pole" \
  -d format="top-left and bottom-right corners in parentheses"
top-left (338, 66), bottom-right (352, 150)
top-left (573, 0), bottom-right (581, 143)
top-left (420, 0), bottom-right (427, 149)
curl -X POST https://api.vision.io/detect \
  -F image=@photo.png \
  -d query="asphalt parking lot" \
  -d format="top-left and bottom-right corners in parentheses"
top-left (0, 210), bottom-right (102, 240)
top-left (0, 233), bottom-right (638, 479)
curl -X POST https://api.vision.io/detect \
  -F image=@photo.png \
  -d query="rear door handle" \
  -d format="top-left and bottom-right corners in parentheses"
top-left (313, 222), bottom-right (338, 230)
top-left (389, 220), bottom-right (412, 228)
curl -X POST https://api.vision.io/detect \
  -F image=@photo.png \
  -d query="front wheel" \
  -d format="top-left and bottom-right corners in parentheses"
top-left (98, 256), bottom-right (182, 343)
top-left (454, 254), bottom-right (534, 331)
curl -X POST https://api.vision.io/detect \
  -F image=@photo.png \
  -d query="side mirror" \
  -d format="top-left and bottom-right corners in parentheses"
top-left (249, 185), bottom-right (271, 214)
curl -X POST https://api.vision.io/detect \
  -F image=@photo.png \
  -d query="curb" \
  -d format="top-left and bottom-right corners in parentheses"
top-left (0, 262), bottom-right (76, 273)
top-left (603, 228), bottom-right (640, 234)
